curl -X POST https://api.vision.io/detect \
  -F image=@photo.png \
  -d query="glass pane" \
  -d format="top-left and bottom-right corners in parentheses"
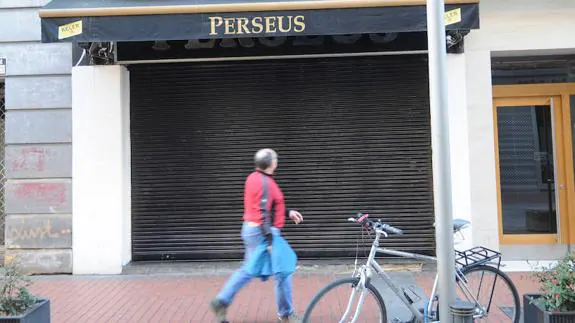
top-left (491, 55), bottom-right (575, 85)
top-left (497, 106), bottom-right (558, 234)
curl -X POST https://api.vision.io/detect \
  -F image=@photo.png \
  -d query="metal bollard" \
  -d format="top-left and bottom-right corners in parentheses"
top-left (450, 300), bottom-right (475, 323)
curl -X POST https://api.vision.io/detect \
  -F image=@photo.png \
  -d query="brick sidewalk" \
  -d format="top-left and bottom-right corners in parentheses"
top-left (29, 271), bottom-right (540, 323)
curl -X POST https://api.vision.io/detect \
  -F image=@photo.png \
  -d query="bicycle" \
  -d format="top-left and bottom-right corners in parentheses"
top-left (302, 213), bottom-right (520, 323)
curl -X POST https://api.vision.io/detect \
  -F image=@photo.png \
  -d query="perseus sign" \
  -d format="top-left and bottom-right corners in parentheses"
top-left (208, 15), bottom-right (305, 36)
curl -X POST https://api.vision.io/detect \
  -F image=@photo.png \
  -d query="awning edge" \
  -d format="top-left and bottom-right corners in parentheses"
top-left (39, 0), bottom-right (480, 18)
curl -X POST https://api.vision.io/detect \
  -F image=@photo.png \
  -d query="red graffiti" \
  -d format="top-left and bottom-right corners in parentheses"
top-left (13, 183), bottom-right (66, 205)
top-left (11, 147), bottom-right (46, 172)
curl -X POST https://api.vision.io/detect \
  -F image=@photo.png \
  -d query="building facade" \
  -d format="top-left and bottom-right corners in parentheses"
top-left (0, 0), bottom-right (573, 274)
top-left (464, 0), bottom-right (575, 270)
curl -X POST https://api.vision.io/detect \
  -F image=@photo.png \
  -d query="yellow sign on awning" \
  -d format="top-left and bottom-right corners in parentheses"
top-left (58, 20), bottom-right (83, 39)
top-left (445, 8), bottom-right (462, 26)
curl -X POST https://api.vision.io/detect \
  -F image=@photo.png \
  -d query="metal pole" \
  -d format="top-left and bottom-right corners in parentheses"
top-left (450, 300), bottom-right (475, 323)
top-left (426, 0), bottom-right (456, 322)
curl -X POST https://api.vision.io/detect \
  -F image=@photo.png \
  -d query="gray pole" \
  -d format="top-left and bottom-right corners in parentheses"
top-left (426, 0), bottom-right (456, 322)
top-left (450, 300), bottom-right (476, 323)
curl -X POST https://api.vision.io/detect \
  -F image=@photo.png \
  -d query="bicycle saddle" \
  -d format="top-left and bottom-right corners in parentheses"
top-left (432, 219), bottom-right (471, 233)
top-left (453, 219), bottom-right (470, 233)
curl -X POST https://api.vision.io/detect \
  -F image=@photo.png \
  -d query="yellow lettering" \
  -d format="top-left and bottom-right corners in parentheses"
top-left (252, 17), bottom-right (264, 33)
top-left (293, 15), bottom-right (305, 33)
top-left (264, 16), bottom-right (277, 33)
top-left (208, 15), bottom-right (305, 36)
top-left (277, 16), bottom-right (293, 33)
top-left (444, 8), bottom-right (462, 26)
top-left (224, 18), bottom-right (236, 35)
top-left (236, 18), bottom-right (251, 35)
top-left (58, 20), bottom-right (83, 40)
top-left (209, 16), bottom-right (223, 35)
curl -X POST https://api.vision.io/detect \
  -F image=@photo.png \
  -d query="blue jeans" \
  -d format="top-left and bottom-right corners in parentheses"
top-left (216, 222), bottom-right (294, 317)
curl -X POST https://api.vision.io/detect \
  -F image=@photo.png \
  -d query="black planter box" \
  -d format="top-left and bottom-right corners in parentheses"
top-left (524, 294), bottom-right (575, 323)
top-left (0, 298), bottom-right (50, 323)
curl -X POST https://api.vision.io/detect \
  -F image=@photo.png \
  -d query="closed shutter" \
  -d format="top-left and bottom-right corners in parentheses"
top-left (129, 55), bottom-right (434, 261)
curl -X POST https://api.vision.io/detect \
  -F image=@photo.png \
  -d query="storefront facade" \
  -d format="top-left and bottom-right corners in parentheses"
top-left (0, 0), bottom-right (572, 274)
top-left (463, 0), bottom-right (575, 270)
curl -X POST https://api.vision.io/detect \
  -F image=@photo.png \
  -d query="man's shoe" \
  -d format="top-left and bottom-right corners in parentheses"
top-left (279, 313), bottom-right (302, 323)
top-left (209, 298), bottom-right (228, 322)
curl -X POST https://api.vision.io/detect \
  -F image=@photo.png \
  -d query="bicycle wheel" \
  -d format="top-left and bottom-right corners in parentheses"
top-left (302, 277), bottom-right (387, 323)
top-left (458, 265), bottom-right (521, 323)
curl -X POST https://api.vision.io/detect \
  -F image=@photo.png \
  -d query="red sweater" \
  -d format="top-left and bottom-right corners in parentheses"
top-left (243, 170), bottom-right (288, 229)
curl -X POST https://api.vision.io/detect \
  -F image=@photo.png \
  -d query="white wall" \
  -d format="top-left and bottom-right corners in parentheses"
top-left (447, 54), bottom-right (473, 251)
top-left (72, 65), bottom-right (131, 275)
top-left (467, 0), bottom-right (575, 54)
top-left (121, 65), bottom-right (132, 267)
top-left (464, 49), bottom-right (499, 250)
top-left (465, 0), bottom-right (575, 253)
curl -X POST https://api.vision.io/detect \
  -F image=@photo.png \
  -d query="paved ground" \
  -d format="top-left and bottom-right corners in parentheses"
top-left (28, 265), bottom-right (540, 323)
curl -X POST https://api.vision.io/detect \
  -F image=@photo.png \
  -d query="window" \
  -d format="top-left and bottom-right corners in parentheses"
top-left (492, 55), bottom-right (575, 85)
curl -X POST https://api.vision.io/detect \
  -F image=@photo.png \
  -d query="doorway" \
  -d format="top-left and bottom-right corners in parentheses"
top-left (493, 84), bottom-right (575, 245)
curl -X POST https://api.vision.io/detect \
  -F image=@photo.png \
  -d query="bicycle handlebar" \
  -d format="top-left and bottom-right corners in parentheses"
top-left (347, 213), bottom-right (405, 235)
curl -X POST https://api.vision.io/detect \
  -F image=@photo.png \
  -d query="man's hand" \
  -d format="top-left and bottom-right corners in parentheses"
top-left (289, 210), bottom-right (303, 224)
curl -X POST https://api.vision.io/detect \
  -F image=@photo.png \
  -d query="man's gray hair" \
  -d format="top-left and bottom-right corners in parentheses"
top-left (254, 148), bottom-right (278, 170)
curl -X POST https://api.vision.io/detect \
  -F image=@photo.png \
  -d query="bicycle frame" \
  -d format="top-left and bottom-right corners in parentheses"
top-left (347, 228), bottom-right (487, 323)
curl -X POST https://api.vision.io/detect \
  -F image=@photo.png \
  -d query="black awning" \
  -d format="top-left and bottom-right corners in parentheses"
top-left (39, 0), bottom-right (480, 43)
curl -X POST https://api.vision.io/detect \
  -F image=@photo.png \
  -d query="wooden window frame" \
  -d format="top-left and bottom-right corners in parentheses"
top-left (493, 83), bottom-right (575, 245)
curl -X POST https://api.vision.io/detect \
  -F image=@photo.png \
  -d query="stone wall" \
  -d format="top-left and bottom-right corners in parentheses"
top-left (0, 0), bottom-right (73, 274)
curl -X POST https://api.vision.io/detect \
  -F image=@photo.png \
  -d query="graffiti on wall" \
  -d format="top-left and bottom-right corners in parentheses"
top-left (13, 182), bottom-right (67, 206)
top-left (11, 147), bottom-right (47, 172)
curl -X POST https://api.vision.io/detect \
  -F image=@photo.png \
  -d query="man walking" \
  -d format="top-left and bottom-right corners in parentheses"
top-left (210, 148), bottom-right (304, 323)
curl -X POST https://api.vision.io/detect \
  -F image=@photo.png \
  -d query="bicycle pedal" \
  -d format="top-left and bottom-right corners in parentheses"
top-left (407, 285), bottom-right (424, 301)
top-left (402, 288), bottom-right (415, 304)
top-left (402, 286), bottom-right (424, 305)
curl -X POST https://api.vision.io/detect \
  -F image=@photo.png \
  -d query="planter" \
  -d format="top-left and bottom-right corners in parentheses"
top-left (0, 298), bottom-right (50, 323)
top-left (524, 294), bottom-right (575, 323)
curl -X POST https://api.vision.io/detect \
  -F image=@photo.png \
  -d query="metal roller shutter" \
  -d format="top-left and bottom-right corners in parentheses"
top-left (129, 55), bottom-right (434, 261)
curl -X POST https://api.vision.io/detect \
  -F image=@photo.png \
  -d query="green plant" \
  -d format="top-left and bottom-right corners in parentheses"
top-left (532, 252), bottom-right (575, 312)
top-left (0, 262), bottom-right (37, 316)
